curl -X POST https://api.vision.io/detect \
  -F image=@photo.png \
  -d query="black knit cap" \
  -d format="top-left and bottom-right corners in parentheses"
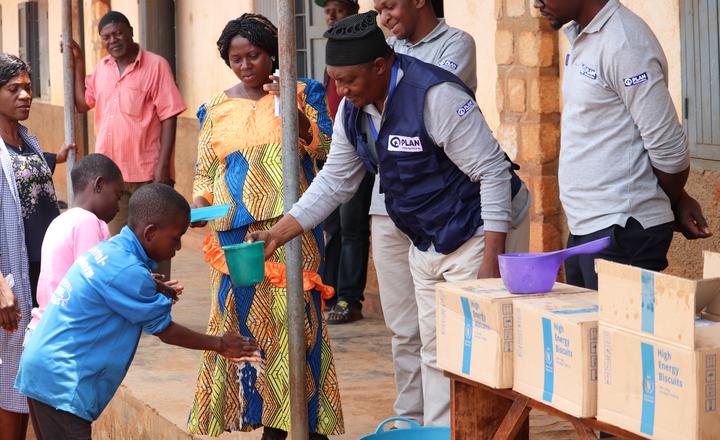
top-left (324, 11), bottom-right (389, 67)
top-left (98, 11), bottom-right (132, 34)
top-left (314, 0), bottom-right (359, 11)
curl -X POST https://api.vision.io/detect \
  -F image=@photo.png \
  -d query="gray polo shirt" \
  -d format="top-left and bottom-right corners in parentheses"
top-left (560, 0), bottom-right (689, 235)
top-left (289, 66), bottom-right (529, 241)
top-left (388, 19), bottom-right (477, 92)
top-left (370, 19), bottom-right (479, 216)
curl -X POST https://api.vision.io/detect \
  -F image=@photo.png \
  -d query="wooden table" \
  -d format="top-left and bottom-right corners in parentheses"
top-left (446, 372), bottom-right (648, 440)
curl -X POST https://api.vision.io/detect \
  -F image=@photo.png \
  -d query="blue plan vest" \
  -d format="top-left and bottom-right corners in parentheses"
top-left (343, 54), bottom-right (521, 254)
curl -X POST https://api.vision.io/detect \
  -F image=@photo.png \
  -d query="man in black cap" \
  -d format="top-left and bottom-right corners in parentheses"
top-left (370, 0), bottom-right (484, 425)
top-left (250, 11), bottom-right (530, 426)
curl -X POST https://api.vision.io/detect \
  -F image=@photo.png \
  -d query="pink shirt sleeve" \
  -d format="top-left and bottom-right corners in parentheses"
top-left (85, 71), bottom-right (97, 109)
top-left (152, 58), bottom-right (186, 121)
top-left (73, 217), bottom-right (110, 258)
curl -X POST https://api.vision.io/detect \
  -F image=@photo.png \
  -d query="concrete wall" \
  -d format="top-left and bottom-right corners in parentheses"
top-left (175, 0), bottom-right (254, 118)
top-left (1, 0), bottom-right (20, 53)
top-left (445, 0), bottom-right (499, 131)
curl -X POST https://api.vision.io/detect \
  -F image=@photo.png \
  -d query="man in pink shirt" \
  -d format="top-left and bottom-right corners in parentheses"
top-left (65, 11), bottom-right (186, 278)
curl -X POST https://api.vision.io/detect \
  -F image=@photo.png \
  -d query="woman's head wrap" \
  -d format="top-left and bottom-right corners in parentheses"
top-left (217, 14), bottom-right (279, 70)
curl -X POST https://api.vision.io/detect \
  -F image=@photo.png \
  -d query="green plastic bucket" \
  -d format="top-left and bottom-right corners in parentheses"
top-left (222, 241), bottom-right (265, 287)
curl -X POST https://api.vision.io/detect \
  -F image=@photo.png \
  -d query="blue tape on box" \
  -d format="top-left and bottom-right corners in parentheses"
top-left (640, 342), bottom-right (656, 435)
top-left (542, 317), bottom-right (555, 402)
top-left (641, 271), bottom-right (655, 335)
top-left (461, 297), bottom-right (473, 375)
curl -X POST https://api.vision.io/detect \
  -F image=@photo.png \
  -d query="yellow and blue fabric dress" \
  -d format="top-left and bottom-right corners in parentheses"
top-left (188, 80), bottom-right (344, 436)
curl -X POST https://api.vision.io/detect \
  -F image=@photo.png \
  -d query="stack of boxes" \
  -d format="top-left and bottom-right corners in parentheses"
top-left (435, 278), bottom-right (590, 388)
top-left (596, 253), bottom-right (720, 439)
top-left (436, 252), bottom-right (720, 438)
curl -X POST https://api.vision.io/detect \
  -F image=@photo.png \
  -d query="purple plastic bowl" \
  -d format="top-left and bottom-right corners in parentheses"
top-left (498, 236), bottom-right (611, 294)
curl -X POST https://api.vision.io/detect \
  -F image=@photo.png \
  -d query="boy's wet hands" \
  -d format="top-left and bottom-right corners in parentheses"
top-left (219, 332), bottom-right (262, 362)
top-left (153, 274), bottom-right (184, 304)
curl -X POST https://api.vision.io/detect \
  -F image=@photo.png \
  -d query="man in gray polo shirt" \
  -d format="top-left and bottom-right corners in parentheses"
top-left (375, 0), bottom-right (477, 90)
top-left (368, 0), bottom-right (500, 426)
top-left (535, 0), bottom-right (710, 290)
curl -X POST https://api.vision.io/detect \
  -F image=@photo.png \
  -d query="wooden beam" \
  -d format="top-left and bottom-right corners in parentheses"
top-left (445, 372), bottom-right (648, 440)
top-left (491, 396), bottom-right (531, 440)
top-left (571, 418), bottom-right (599, 440)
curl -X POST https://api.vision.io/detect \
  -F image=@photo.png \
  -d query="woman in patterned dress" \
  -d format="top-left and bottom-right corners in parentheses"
top-left (0, 54), bottom-right (75, 440)
top-left (187, 15), bottom-right (343, 440)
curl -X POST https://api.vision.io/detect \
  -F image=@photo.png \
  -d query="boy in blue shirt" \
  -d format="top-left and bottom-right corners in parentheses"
top-left (15, 183), bottom-right (260, 440)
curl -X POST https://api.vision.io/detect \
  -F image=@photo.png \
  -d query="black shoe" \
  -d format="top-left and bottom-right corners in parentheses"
top-left (327, 300), bottom-right (363, 325)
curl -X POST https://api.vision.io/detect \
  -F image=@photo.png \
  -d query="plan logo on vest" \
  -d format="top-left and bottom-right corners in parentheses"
top-left (439, 59), bottom-right (458, 70)
top-left (388, 135), bottom-right (423, 152)
top-left (457, 99), bottom-right (476, 117)
top-left (580, 64), bottom-right (597, 80)
top-left (624, 72), bottom-right (649, 87)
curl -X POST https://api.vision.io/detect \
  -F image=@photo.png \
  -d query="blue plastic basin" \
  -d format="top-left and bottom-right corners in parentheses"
top-left (359, 417), bottom-right (450, 440)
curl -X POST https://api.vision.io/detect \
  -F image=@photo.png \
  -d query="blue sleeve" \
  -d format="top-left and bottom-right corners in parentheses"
top-left (103, 266), bottom-right (173, 334)
top-left (301, 78), bottom-right (333, 137)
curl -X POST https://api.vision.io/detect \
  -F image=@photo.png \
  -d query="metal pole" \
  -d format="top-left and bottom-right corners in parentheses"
top-left (277, 1), bottom-right (309, 439)
top-left (61, 0), bottom-right (76, 204)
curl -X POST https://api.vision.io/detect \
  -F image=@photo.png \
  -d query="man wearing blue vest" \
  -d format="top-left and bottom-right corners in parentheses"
top-left (251, 11), bottom-right (530, 426)
top-left (371, 0), bottom-right (482, 426)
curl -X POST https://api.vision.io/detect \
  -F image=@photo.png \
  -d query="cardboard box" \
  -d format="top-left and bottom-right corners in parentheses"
top-left (704, 251), bottom-right (720, 279)
top-left (513, 292), bottom-right (599, 417)
top-left (597, 257), bottom-right (720, 349)
top-left (598, 322), bottom-right (720, 439)
top-left (436, 279), bottom-right (590, 389)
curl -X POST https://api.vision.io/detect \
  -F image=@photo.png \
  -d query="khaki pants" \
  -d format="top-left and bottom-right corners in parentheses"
top-left (371, 189), bottom-right (530, 426)
top-left (108, 182), bottom-right (171, 279)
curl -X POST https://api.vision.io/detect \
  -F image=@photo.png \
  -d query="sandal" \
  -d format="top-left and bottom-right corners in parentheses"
top-left (327, 300), bottom-right (363, 325)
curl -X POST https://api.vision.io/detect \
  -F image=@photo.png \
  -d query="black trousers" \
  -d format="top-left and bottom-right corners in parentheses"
top-left (321, 171), bottom-right (375, 307)
top-left (565, 217), bottom-right (674, 290)
top-left (28, 398), bottom-right (92, 440)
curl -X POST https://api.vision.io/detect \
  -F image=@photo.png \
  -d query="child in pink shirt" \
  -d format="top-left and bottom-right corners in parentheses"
top-left (28, 154), bottom-right (124, 331)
